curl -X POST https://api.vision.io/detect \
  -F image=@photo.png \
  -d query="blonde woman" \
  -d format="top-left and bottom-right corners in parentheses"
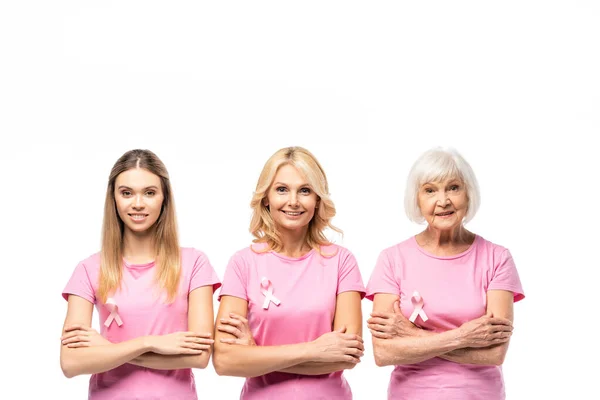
top-left (213, 146), bottom-right (365, 399)
top-left (60, 149), bottom-right (220, 399)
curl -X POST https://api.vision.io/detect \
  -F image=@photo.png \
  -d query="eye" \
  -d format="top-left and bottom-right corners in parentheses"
top-left (145, 191), bottom-right (156, 196)
top-left (276, 186), bottom-right (287, 193)
top-left (449, 185), bottom-right (460, 191)
top-left (121, 190), bottom-right (132, 197)
top-left (424, 187), bottom-right (434, 194)
top-left (299, 187), bottom-right (311, 195)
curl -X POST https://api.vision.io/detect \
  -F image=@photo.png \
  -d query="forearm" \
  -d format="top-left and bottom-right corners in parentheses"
top-left (439, 343), bottom-right (508, 365)
top-left (373, 329), bottom-right (462, 366)
top-left (129, 351), bottom-right (211, 370)
top-left (213, 343), bottom-right (311, 377)
top-left (407, 329), bottom-right (508, 366)
top-left (60, 337), bottom-right (150, 378)
top-left (279, 361), bottom-right (356, 375)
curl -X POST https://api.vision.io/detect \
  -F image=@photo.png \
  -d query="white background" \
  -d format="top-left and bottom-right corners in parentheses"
top-left (1, 1), bottom-right (598, 399)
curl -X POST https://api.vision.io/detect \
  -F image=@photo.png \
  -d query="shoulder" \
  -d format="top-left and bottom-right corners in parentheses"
top-left (379, 237), bottom-right (416, 259)
top-left (474, 235), bottom-right (511, 258)
top-left (75, 252), bottom-right (101, 273)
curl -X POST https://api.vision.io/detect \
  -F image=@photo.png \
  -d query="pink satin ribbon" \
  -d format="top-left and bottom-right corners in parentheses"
top-left (104, 297), bottom-right (123, 328)
top-left (409, 291), bottom-right (428, 323)
top-left (260, 277), bottom-right (281, 309)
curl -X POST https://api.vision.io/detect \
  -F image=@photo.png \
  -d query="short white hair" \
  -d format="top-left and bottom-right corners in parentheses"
top-left (404, 147), bottom-right (480, 224)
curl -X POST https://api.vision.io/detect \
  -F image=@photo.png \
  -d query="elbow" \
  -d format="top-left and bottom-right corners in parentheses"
top-left (373, 347), bottom-right (392, 367)
top-left (192, 354), bottom-right (210, 370)
top-left (491, 351), bottom-right (507, 366)
top-left (212, 353), bottom-right (233, 376)
top-left (60, 358), bottom-right (78, 379)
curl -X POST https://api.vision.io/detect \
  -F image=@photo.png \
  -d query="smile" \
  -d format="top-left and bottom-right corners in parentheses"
top-left (435, 211), bottom-right (454, 217)
top-left (128, 213), bottom-right (149, 221)
top-left (281, 211), bottom-right (304, 216)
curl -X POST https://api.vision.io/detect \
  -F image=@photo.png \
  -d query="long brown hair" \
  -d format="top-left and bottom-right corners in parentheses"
top-left (249, 146), bottom-right (342, 254)
top-left (97, 149), bottom-right (181, 303)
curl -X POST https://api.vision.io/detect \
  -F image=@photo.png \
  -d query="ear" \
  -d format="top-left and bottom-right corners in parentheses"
top-left (263, 199), bottom-right (269, 207)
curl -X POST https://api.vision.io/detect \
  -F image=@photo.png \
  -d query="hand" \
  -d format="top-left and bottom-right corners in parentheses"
top-left (61, 324), bottom-right (111, 348)
top-left (218, 313), bottom-right (256, 346)
top-left (367, 300), bottom-right (422, 339)
top-left (310, 326), bottom-right (364, 364)
top-left (458, 314), bottom-right (513, 348)
top-left (148, 331), bottom-right (214, 355)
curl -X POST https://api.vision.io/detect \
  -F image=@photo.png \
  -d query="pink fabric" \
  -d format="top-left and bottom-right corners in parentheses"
top-left (62, 248), bottom-right (221, 400)
top-left (366, 235), bottom-right (525, 400)
top-left (218, 243), bottom-right (365, 400)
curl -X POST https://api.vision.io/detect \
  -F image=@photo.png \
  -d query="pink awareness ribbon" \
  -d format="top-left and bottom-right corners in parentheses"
top-left (104, 297), bottom-right (123, 328)
top-left (260, 277), bottom-right (281, 309)
top-left (408, 291), bottom-right (428, 323)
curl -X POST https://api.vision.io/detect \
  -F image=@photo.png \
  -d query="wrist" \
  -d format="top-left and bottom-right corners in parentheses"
top-left (139, 336), bottom-right (155, 353)
top-left (300, 341), bottom-right (316, 363)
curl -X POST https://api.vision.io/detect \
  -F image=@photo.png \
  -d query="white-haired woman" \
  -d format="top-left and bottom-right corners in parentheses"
top-left (213, 146), bottom-right (366, 400)
top-left (366, 147), bottom-right (524, 400)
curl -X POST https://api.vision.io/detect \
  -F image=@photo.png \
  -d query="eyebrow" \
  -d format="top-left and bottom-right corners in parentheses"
top-left (273, 182), bottom-right (310, 186)
top-left (117, 185), bottom-right (160, 190)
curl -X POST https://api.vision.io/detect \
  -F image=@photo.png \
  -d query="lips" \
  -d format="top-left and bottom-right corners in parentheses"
top-left (128, 213), bottom-right (149, 221)
top-left (435, 211), bottom-right (454, 216)
top-left (282, 211), bottom-right (304, 216)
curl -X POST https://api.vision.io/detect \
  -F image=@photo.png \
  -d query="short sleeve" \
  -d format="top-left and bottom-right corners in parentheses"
top-left (218, 253), bottom-right (248, 301)
top-left (488, 249), bottom-right (525, 302)
top-left (366, 249), bottom-right (400, 301)
top-left (190, 249), bottom-right (222, 293)
top-left (62, 262), bottom-right (95, 304)
top-left (337, 250), bottom-right (366, 298)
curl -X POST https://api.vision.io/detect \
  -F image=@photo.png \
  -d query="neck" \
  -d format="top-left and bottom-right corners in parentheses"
top-left (418, 225), bottom-right (474, 248)
top-left (278, 227), bottom-right (311, 258)
top-left (123, 229), bottom-right (157, 263)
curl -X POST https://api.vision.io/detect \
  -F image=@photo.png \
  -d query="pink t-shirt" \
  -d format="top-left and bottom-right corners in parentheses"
top-left (62, 247), bottom-right (221, 400)
top-left (218, 243), bottom-right (366, 400)
top-left (366, 235), bottom-right (524, 400)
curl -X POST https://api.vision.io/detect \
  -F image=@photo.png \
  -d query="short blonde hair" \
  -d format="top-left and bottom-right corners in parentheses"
top-left (404, 147), bottom-right (480, 224)
top-left (249, 147), bottom-right (341, 253)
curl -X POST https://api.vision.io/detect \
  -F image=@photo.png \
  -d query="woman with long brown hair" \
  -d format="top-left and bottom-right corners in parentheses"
top-left (60, 149), bottom-right (220, 400)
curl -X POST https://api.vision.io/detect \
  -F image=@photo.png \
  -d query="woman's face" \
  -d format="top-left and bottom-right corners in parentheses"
top-left (264, 164), bottom-right (319, 235)
top-left (417, 176), bottom-right (468, 231)
top-left (114, 168), bottom-right (164, 235)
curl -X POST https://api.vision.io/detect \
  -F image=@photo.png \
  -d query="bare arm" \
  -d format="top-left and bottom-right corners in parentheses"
top-left (129, 286), bottom-right (216, 370)
top-left (212, 296), bottom-right (314, 377)
top-left (60, 295), bottom-right (151, 378)
top-left (439, 290), bottom-right (514, 365)
top-left (279, 291), bottom-right (364, 375)
top-left (368, 293), bottom-right (513, 367)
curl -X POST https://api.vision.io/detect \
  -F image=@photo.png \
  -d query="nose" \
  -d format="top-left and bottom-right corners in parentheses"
top-left (132, 194), bottom-right (145, 209)
top-left (289, 193), bottom-right (299, 208)
top-left (436, 192), bottom-right (450, 206)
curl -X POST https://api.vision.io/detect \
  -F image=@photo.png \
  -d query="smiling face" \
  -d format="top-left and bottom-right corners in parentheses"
top-left (114, 167), bottom-right (164, 235)
top-left (264, 164), bottom-right (319, 235)
top-left (417, 176), bottom-right (469, 232)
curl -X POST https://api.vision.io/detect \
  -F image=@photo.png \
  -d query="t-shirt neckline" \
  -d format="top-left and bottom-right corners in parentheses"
top-left (411, 234), bottom-right (480, 260)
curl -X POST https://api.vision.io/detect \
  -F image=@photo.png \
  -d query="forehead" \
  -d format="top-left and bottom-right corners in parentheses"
top-left (420, 173), bottom-right (463, 186)
top-left (115, 168), bottom-right (161, 189)
top-left (272, 164), bottom-right (308, 185)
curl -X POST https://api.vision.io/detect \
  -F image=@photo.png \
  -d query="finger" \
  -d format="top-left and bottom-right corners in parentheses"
top-left (217, 325), bottom-right (243, 338)
top-left (229, 313), bottom-right (249, 324)
top-left (192, 338), bottom-right (215, 345)
top-left (367, 323), bottom-right (389, 333)
top-left (182, 348), bottom-right (203, 355)
top-left (345, 347), bottom-right (364, 357)
top-left (369, 329), bottom-right (392, 339)
top-left (344, 355), bottom-right (361, 363)
top-left (220, 338), bottom-right (237, 344)
top-left (61, 330), bottom-right (87, 340)
top-left (182, 342), bottom-right (212, 350)
top-left (393, 300), bottom-right (402, 314)
top-left (341, 333), bottom-right (363, 342)
top-left (63, 324), bottom-right (86, 333)
top-left (66, 342), bottom-right (91, 348)
top-left (348, 340), bottom-right (365, 351)
top-left (488, 317), bottom-right (512, 326)
top-left (336, 325), bottom-right (347, 333)
top-left (367, 317), bottom-right (389, 325)
top-left (62, 335), bottom-right (91, 345)
top-left (220, 318), bottom-right (243, 328)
